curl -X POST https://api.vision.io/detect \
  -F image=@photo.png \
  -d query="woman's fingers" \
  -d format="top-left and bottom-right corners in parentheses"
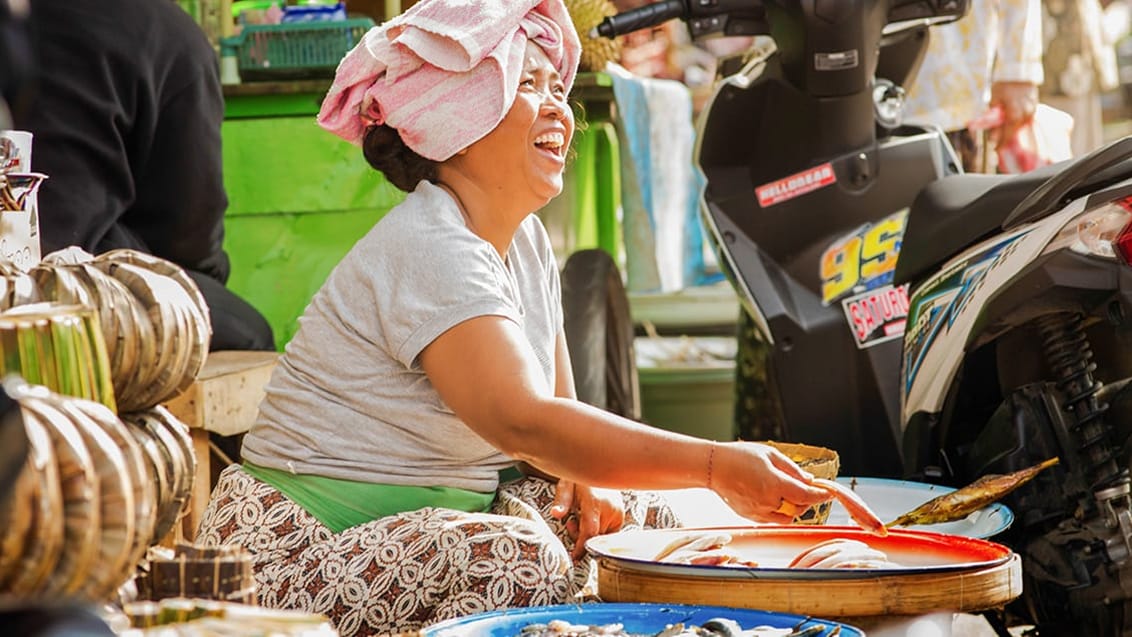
top-left (568, 487), bottom-right (625, 559)
top-left (714, 443), bottom-right (834, 522)
top-left (761, 447), bottom-right (829, 505)
top-left (603, 505), bottom-right (625, 533)
top-left (549, 478), bottom-right (575, 519)
top-left (812, 478), bottom-right (887, 536)
top-left (765, 446), bottom-right (813, 482)
top-left (572, 508), bottom-right (601, 558)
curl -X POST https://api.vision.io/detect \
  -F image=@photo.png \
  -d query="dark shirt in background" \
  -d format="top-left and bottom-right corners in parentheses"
top-left (15, 0), bottom-right (273, 351)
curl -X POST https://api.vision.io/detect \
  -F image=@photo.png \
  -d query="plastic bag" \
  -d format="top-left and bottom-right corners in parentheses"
top-left (967, 104), bottom-right (1075, 174)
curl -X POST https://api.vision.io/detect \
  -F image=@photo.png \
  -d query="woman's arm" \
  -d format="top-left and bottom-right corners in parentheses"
top-left (514, 330), bottom-right (576, 480)
top-left (419, 315), bottom-right (828, 522)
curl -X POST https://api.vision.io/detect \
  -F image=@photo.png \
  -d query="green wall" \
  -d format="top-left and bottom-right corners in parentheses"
top-left (221, 92), bottom-right (404, 350)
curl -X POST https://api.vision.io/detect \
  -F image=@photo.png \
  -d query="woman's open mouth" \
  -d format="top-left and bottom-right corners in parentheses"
top-left (533, 132), bottom-right (566, 160)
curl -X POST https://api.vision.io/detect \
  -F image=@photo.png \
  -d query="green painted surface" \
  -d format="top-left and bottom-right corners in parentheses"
top-left (222, 113), bottom-right (403, 218)
top-left (221, 102), bottom-right (404, 350)
top-left (568, 74), bottom-right (620, 260)
top-left (224, 92), bottom-right (328, 119)
top-left (223, 209), bottom-right (393, 350)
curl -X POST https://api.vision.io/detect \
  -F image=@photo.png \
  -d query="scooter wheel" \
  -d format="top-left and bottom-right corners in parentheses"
top-left (561, 249), bottom-right (640, 420)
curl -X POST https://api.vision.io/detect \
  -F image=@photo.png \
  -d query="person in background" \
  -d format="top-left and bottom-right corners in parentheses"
top-left (1041, 0), bottom-right (1129, 156)
top-left (903, 0), bottom-right (1045, 173)
top-left (13, 0), bottom-right (274, 352)
top-left (196, 1), bottom-right (831, 635)
top-left (0, 4), bottom-right (123, 634)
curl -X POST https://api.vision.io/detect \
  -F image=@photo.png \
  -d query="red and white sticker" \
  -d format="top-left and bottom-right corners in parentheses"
top-left (841, 283), bottom-right (910, 349)
top-left (756, 162), bottom-right (836, 208)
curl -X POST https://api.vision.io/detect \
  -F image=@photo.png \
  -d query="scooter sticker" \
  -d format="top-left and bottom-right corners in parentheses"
top-left (756, 162), bottom-right (836, 208)
top-left (820, 209), bottom-right (908, 304)
top-left (902, 231), bottom-right (1030, 395)
top-left (841, 283), bottom-right (910, 348)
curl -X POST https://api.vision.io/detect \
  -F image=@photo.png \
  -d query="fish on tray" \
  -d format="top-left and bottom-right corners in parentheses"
top-left (886, 457), bottom-right (1059, 528)
top-left (652, 532), bottom-right (900, 570)
top-left (652, 532), bottom-right (760, 567)
top-left (787, 538), bottom-right (899, 569)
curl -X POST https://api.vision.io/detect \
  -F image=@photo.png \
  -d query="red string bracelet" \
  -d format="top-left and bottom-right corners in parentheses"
top-left (706, 445), bottom-right (716, 488)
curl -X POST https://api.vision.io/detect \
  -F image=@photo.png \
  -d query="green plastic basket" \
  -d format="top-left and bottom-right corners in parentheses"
top-left (221, 18), bottom-right (375, 81)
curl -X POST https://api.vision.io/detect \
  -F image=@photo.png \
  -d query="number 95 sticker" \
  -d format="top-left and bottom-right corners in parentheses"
top-left (820, 209), bottom-right (910, 349)
top-left (820, 209), bottom-right (908, 304)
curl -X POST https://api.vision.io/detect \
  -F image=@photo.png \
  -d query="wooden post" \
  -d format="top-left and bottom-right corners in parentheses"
top-left (161, 350), bottom-right (279, 543)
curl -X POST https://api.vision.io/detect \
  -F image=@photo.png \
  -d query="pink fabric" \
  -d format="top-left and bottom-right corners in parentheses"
top-left (317, 0), bottom-right (580, 161)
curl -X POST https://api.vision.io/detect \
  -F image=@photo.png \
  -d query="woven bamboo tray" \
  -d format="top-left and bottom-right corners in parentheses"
top-left (596, 552), bottom-right (1022, 618)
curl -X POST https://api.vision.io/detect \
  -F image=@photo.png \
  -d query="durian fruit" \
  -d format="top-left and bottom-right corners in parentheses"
top-left (564, 0), bottom-right (622, 72)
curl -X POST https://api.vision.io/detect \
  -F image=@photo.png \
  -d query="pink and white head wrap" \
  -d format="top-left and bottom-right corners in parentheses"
top-left (316, 0), bottom-right (581, 162)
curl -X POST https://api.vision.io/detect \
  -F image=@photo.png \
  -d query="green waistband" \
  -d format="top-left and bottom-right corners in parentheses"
top-left (242, 462), bottom-right (496, 533)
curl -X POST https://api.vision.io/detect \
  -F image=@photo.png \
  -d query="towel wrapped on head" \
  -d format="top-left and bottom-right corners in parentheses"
top-left (317, 0), bottom-right (581, 162)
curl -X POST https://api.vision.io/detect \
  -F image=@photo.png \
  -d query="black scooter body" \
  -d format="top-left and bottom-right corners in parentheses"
top-left (700, 48), bottom-right (957, 476)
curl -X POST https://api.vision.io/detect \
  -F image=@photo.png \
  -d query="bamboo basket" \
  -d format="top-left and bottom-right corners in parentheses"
top-left (596, 552), bottom-right (1022, 619)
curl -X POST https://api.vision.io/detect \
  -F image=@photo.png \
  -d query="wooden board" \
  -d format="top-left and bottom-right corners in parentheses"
top-left (164, 350), bottom-right (278, 437)
top-left (596, 553), bottom-right (1023, 618)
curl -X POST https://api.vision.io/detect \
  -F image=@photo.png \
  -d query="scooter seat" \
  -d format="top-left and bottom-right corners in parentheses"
top-left (894, 162), bottom-right (1063, 285)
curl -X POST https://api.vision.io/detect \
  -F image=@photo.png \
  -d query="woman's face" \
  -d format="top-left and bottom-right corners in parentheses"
top-left (456, 41), bottom-right (574, 210)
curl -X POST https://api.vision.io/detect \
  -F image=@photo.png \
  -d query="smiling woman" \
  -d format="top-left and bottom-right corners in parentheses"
top-left (195, 1), bottom-right (833, 635)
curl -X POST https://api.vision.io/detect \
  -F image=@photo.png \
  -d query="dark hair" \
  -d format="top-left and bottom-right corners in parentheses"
top-left (362, 124), bottom-right (439, 192)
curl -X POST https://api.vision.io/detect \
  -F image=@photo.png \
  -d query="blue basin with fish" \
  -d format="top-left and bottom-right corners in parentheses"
top-left (422, 602), bottom-right (864, 636)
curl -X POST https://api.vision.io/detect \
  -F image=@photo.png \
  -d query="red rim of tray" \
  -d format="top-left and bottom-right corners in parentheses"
top-left (586, 525), bottom-right (1015, 580)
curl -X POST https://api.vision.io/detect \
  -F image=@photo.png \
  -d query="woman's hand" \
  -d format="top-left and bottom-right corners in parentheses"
top-left (708, 442), bottom-right (830, 524)
top-left (550, 479), bottom-right (625, 559)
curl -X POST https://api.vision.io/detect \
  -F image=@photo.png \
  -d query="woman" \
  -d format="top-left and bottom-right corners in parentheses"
top-left (196, 1), bottom-right (829, 635)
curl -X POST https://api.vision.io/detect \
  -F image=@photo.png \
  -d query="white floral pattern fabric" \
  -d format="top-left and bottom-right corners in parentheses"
top-left (903, 0), bottom-right (1045, 132)
top-left (196, 465), bottom-right (678, 636)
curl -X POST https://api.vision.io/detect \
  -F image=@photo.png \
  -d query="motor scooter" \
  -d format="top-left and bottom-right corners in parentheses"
top-left (596, 1), bottom-right (1132, 634)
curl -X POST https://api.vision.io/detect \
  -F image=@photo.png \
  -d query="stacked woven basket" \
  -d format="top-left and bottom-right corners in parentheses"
top-left (0, 247), bottom-right (211, 601)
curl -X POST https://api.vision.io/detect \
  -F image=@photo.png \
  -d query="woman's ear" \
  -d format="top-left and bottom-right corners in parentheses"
top-left (455, 147), bottom-right (469, 156)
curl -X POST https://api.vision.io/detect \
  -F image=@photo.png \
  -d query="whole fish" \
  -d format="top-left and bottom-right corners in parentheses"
top-left (886, 457), bottom-right (1060, 528)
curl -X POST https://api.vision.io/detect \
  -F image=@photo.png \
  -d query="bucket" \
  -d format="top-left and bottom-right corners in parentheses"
top-left (635, 336), bottom-right (736, 441)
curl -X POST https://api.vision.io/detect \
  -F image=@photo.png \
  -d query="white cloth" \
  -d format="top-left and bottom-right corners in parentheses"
top-left (609, 65), bottom-right (710, 293)
top-left (242, 181), bottom-right (563, 492)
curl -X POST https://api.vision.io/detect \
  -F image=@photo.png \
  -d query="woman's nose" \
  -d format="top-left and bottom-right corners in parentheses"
top-left (542, 96), bottom-right (567, 120)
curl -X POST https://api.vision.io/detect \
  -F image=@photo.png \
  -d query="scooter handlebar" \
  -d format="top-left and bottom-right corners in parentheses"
top-left (592, 0), bottom-right (968, 40)
top-left (592, 0), bottom-right (686, 38)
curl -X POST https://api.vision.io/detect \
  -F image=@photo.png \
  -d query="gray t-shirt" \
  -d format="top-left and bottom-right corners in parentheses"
top-left (241, 181), bottom-right (563, 492)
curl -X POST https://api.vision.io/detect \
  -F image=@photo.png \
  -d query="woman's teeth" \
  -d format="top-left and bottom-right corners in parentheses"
top-left (534, 132), bottom-right (565, 153)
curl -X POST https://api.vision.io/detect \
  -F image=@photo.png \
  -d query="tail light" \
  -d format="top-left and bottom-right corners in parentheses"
top-left (1116, 220), bottom-right (1132, 265)
top-left (1117, 197), bottom-right (1132, 265)
top-left (1045, 196), bottom-right (1132, 263)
